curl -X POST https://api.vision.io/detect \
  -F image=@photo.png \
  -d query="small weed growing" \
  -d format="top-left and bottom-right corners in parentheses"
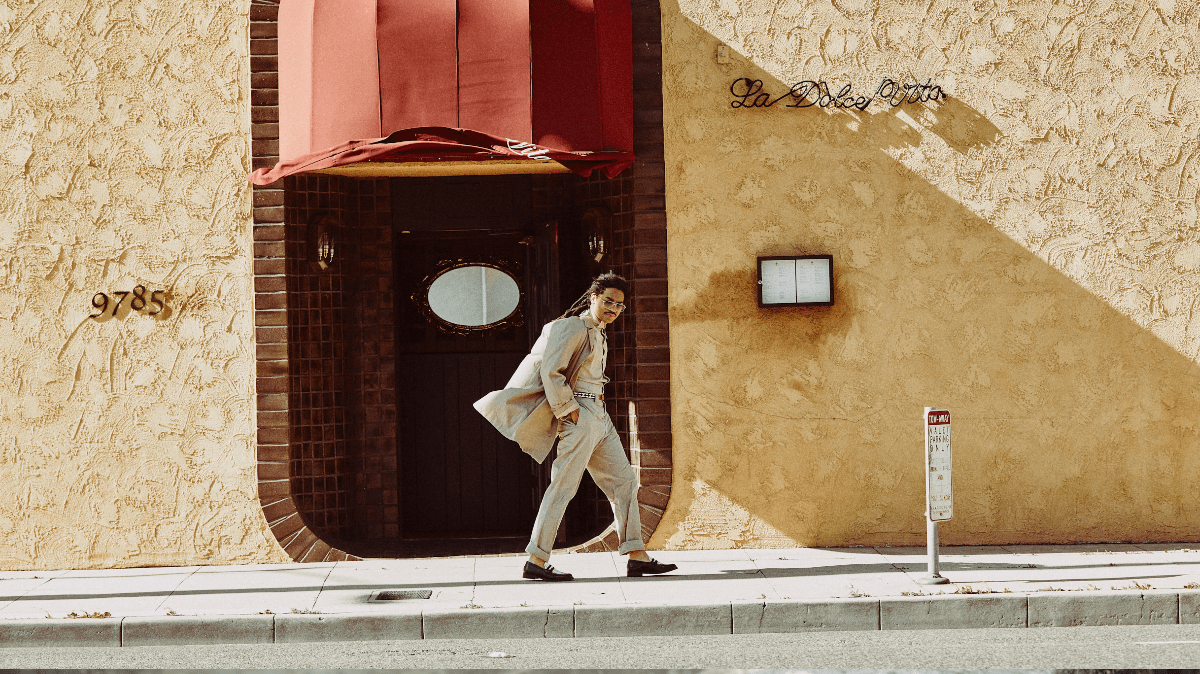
top-left (66, 611), bottom-right (111, 619)
top-left (952, 585), bottom-right (997, 594)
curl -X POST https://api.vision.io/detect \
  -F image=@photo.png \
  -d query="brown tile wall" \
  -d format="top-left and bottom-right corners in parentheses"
top-left (341, 178), bottom-right (399, 545)
top-left (628, 0), bottom-right (672, 543)
top-left (283, 174), bottom-right (356, 544)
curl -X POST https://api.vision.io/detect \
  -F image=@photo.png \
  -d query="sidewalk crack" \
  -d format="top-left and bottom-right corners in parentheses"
top-left (612, 552), bottom-right (630, 602)
top-left (153, 566), bottom-right (203, 613)
top-left (311, 560), bottom-right (339, 611)
top-left (470, 558), bottom-right (479, 606)
top-left (749, 555), bottom-right (783, 601)
top-left (0, 571), bottom-right (64, 613)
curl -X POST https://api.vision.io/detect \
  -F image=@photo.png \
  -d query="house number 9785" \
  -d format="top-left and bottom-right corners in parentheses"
top-left (90, 285), bottom-right (167, 318)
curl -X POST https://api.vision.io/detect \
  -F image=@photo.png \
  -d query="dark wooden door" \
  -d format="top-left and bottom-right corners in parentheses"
top-left (394, 230), bottom-right (539, 543)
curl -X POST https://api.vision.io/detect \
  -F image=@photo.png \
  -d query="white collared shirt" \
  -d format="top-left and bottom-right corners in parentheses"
top-left (575, 312), bottom-right (609, 393)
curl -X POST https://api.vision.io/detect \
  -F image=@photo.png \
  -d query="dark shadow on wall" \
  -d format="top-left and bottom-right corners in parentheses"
top-left (663, 9), bottom-right (1200, 547)
top-left (916, 95), bottom-right (1002, 154)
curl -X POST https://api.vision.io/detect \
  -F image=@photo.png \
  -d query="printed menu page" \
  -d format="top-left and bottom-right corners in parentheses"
top-left (760, 259), bottom-right (797, 304)
top-left (795, 258), bottom-right (831, 303)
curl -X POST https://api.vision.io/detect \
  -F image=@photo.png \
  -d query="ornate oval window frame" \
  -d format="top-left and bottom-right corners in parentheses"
top-left (415, 259), bottom-right (525, 335)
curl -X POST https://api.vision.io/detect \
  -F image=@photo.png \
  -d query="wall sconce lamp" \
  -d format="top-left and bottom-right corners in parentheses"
top-left (582, 206), bottom-right (613, 264)
top-left (308, 213), bottom-right (339, 272)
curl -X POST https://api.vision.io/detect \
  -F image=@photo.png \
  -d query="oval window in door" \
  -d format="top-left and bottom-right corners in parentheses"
top-left (427, 265), bottom-right (521, 328)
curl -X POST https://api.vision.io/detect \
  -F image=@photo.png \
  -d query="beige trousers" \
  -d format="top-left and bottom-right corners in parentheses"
top-left (526, 397), bottom-right (645, 561)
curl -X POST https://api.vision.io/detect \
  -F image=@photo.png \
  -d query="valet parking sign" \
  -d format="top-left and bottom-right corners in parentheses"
top-left (925, 408), bottom-right (952, 521)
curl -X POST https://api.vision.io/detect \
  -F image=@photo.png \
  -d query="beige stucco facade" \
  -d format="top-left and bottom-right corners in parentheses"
top-left (2, 0), bottom-right (1198, 571)
top-left (0, 0), bottom-right (288, 569)
top-left (650, 0), bottom-right (1200, 548)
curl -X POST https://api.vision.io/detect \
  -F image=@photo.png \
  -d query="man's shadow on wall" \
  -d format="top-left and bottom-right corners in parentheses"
top-left (661, 10), bottom-right (1200, 548)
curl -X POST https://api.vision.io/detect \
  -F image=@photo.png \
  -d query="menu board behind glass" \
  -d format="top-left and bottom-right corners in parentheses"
top-left (757, 255), bottom-right (834, 307)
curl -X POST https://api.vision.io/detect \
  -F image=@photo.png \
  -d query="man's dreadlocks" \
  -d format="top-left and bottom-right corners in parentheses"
top-left (556, 272), bottom-right (630, 320)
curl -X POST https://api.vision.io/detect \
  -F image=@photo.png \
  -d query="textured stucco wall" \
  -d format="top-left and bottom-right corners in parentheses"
top-left (653, 0), bottom-right (1200, 548)
top-left (0, 0), bottom-right (288, 568)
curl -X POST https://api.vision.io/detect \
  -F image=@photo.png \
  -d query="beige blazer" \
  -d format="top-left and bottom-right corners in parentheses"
top-left (473, 314), bottom-right (593, 464)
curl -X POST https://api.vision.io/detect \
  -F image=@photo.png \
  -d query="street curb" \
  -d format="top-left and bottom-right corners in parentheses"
top-left (733, 598), bottom-right (879, 633)
top-left (0, 618), bottom-right (121, 647)
top-left (574, 602), bottom-right (731, 637)
top-left (881, 594), bottom-right (1026, 630)
top-left (423, 605), bottom-right (569, 640)
top-left (1027, 590), bottom-right (1177, 627)
top-left (4, 590), bottom-right (1200, 647)
top-left (121, 614), bottom-right (276, 647)
top-left (275, 611), bottom-right (422, 642)
top-left (1182, 591), bottom-right (1200, 624)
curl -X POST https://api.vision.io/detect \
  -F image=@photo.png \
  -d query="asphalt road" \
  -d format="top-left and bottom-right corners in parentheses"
top-left (3, 624), bottom-right (1200, 668)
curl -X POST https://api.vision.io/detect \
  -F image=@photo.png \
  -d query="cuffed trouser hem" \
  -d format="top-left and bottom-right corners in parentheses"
top-left (618, 541), bottom-right (646, 555)
top-left (525, 544), bottom-right (550, 562)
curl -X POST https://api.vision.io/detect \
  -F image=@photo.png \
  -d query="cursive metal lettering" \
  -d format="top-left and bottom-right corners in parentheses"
top-left (730, 77), bottom-right (945, 111)
top-left (875, 78), bottom-right (944, 107)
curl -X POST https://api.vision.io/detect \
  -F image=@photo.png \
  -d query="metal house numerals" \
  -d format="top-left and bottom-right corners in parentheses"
top-left (90, 285), bottom-right (168, 319)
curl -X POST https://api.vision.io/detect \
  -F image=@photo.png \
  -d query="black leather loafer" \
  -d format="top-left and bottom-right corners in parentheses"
top-left (627, 557), bottom-right (678, 577)
top-left (522, 561), bottom-right (574, 581)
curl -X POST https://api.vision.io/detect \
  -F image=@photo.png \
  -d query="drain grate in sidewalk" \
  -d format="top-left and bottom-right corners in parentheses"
top-left (372, 590), bottom-right (433, 601)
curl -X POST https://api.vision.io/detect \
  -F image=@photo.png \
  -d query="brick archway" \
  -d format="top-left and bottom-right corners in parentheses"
top-left (248, 0), bottom-right (671, 561)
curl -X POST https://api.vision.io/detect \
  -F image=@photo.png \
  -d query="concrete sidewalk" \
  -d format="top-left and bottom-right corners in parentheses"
top-left (2, 543), bottom-right (1199, 647)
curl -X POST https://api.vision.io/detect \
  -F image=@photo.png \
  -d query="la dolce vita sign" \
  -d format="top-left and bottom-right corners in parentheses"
top-left (729, 77), bottom-right (946, 111)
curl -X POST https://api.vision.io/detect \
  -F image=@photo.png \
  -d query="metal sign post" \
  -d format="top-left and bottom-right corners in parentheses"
top-left (918, 407), bottom-right (952, 585)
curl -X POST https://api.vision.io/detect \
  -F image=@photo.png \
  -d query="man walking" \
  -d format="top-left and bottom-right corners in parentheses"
top-left (474, 272), bottom-right (677, 581)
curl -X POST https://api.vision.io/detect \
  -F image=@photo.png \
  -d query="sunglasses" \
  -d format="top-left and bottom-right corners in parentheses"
top-left (599, 298), bottom-right (626, 311)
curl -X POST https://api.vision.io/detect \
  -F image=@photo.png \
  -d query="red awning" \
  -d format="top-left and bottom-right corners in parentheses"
top-left (250, 0), bottom-right (634, 183)
top-left (248, 127), bottom-right (634, 184)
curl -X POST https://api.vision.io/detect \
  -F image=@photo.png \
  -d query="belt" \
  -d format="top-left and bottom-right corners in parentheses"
top-left (574, 391), bottom-right (605, 401)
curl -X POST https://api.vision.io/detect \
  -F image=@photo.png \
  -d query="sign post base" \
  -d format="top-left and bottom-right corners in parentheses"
top-left (917, 518), bottom-right (949, 584)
